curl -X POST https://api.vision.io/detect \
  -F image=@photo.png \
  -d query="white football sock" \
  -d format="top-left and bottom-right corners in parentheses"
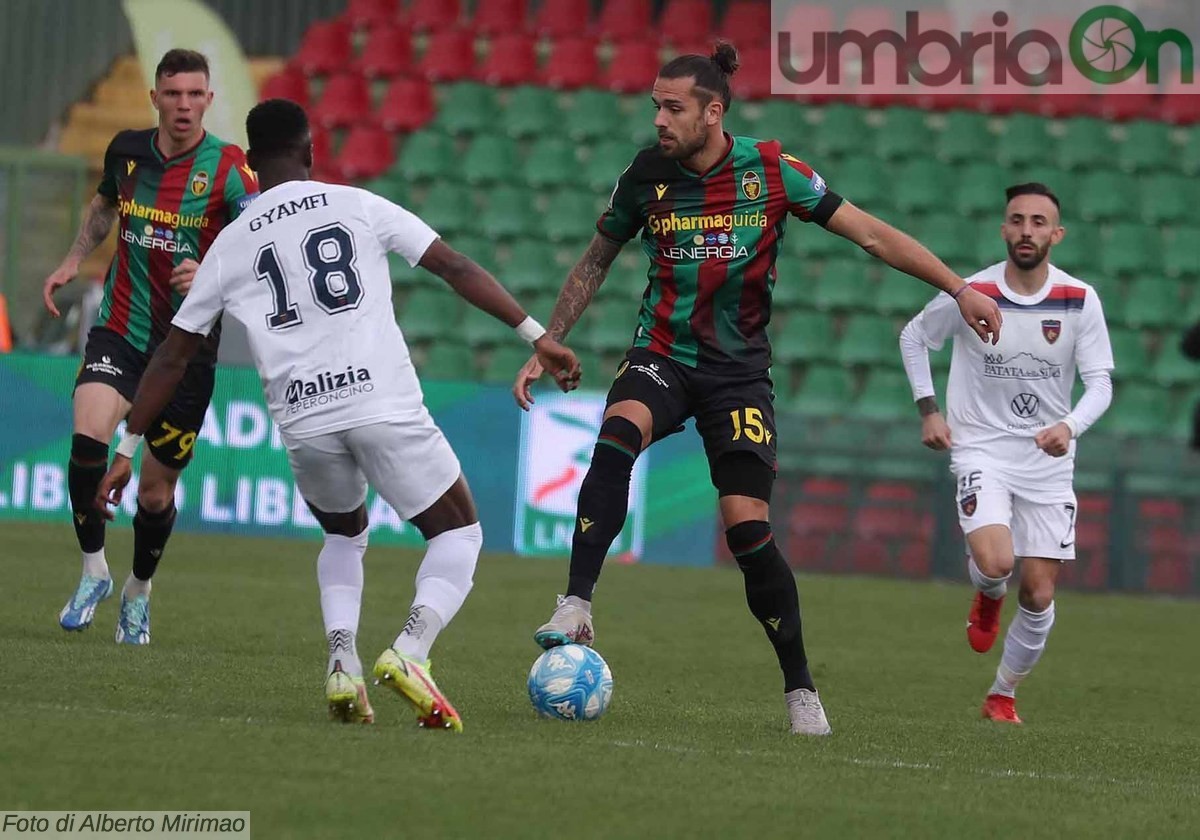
top-left (318, 529), bottom-right (368, 677)
top-left (968, 557), bottom-right (1010, 600)
top-left (393, 522), bottom-right (482, 661)
top-left (82, 549), bottom-right (109, 579)
top-left (991, 602), bottom-right (1056, 698)
top-left (122, 573), bottom-right (150, 598)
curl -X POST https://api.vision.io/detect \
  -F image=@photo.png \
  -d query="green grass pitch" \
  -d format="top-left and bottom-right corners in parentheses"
top-left (4, 523), bottom-right (1198, 838)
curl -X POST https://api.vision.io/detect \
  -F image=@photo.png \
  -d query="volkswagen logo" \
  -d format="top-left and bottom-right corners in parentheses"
top-left (1010, 393), bottom-right (1040, 417)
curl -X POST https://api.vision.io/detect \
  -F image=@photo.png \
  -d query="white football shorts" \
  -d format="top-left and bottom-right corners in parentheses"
top-left (954, 463), bottom-right (1077, 561)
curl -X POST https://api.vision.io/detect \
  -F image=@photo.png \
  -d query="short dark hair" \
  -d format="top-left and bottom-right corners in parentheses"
top-left (658, 41), bottom-right (739, 110)
top-left (155, 49), bottom-right (210, 81)
top-left (1005, 182), bottom-right (1061, 211)
top-left (247, 98), bottom-right (311, 159)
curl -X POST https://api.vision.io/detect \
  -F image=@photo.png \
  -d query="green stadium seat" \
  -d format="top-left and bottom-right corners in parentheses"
top-left (876, 276), bottom-right (935, 317)
top-left (891, 160), bottom-right (951, 215)
top-left (463, 306), bottom-right (513, 348)
top-left (435, 83), bottom-right (498, 136)
top-left (773, 312), bottom-right (837, 364)
top-left (972, 224), bottom-right (1008, 269)
top-left (852, 369), bottom-right (913, 422)
top-left (1056, 118), bottom-right (1112, 172)
top-left (771, 273), bottom-right (810, 312)
top-left (1014, 167), bottom-right (1078, 210)
top-left (875, 107), bottom-right (932, 162)
top-left (837, 315), bottom-right (901, 365)
top-left (393, 130), bottom-right (454, 182)
top-left (1151, 340), bottom-right (1196, 387)
top-left (1138, 174), bottom-right (1193, 227)
top-left (521, 138), bottom-right (580, 190)
top-left (502, 86), bottom-right (560, 139)
top-left (911, 214), bottom-right (980, 272)
top-left (388, 252), bottom-right (425, 288)
top-left (498, 240), bottom-right (562, 295)
top-left (583, 300), bottom-right (637, 353)
top-left (544, 192), bottom-right (602, 243)
top-left (1102, 383), bottom-right (1172, 437)
top-left (783, 219), bottom-right (851, 263)
top-left (481, 345), bottom-right (534, 383)
top-left (1120, 278), bottom-right (1179, 329)
top-left (1101, 223), bottom-right (1163, 278)
top-left (418, 343), bottom-right (476, 381)
top-left (1077, 171), bottom-right (1131, 223)
top-left (814, 259), bottom-right (873, 312)
top-left (461, 135), bottom-right (519, 185)
top-left (1048, 224), bottom-right (1101, 276)
top-left (411, 183), bottom-right (474, 235)
top-left (756, 100), bottom-right (811, 149)
top-left (829, 158), bottom-right (890, 211)
top-left (565, 90), bottom-right (623, 142)
top-left (1108, 328), bottom-right (1149, 382)
top-left (583, 140), bottom-right (637, 192)
top-left (447, 234), bottom-right (496, 271)
top-left (1117, 121), bottom-right (1176, 173)
top-left (811, 104), bottom-right (871, 160)
top-left (936, 111), bottom-right (994, 165)
top-left (996, 114), bottom-right (1054, 168)
top-left (954, 163), bottom-right (1010, 218)
top-left (1182, 128), bottom-right (1200, 176)
top-left (1164, 228), bottom-right (1200, 279)
top-left (786, 364), bottom-right (854, 418)
top-left (363, 174), bottom-right (406, 204)
top-left (397, 289), bottom-right (464, 342)
top-left (480, 186), bottom-right (539, 239)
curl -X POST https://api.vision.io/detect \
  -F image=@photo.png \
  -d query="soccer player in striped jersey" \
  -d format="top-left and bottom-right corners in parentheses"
top-left (511, 42), bottom-right (1003, 735)
top-left (42, 49), bottom-right (257, 644)
top-left (899, 183), bottom-right (1115, 724)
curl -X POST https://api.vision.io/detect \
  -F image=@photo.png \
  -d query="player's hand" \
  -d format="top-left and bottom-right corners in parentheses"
top-left (533, 336), bottom-right (582, 395)
top-left (921, 412), bottom-right (953, 451)
top-left (1034, 422), bottom-right (1072, 457)
top-left (42, 263), bottom-right (78, 317)
top-left (513, 355), bottom-right (543, 410)
top-left (170, 259), bottom-right (200, 296)
top-left (95, 456), bottom-right (133, 521)
top-left (956, 286), bottom-right (1003, 345)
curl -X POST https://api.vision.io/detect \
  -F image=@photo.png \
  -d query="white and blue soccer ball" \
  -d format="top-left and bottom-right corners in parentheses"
top-left (527, 645), bottom-right (613, 721)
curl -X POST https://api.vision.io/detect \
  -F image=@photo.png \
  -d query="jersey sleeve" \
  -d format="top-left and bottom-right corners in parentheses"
top-left (1075, 287), bottom-right (1115, 375)
top-left (359, 190), bottom-right (439, 267)
top-left (595, 163), bottom-right (642, 244)
top-left (778, 151), bottom-right (842, 226)
top-left (97, 135), bottom-right (120, 202)
top-left (171, 246), bottom-right (226, 336)
top-left (908, 289), bottom-right (962, 351)
top-left (222, 147), bottom-right (259, 221)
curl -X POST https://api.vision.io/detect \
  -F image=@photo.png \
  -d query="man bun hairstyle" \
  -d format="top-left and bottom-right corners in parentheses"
top-left (155, 48), bottom-right (210, 81)
top-left (658, 40), bottom-right (739, 110)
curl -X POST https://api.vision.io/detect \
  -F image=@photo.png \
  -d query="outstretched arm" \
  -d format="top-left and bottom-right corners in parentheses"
top-left (43, 194), bottom-right (119, 316)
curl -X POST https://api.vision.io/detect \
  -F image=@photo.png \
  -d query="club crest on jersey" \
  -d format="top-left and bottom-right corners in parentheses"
top-left (190, 171), bottom-right (210, 197)
top-left (960, 493), bottom-right (977, 517)
top-left (1042, 319), bottom-right (1061, 344)
top-left (741, 171), bottom-right (761, 201)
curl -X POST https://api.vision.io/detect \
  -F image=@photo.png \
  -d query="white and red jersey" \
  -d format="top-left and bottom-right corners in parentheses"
top-left (902, 262), bottom-right (1114, 493)
top-left (173, 180), bottom-right (439, 438)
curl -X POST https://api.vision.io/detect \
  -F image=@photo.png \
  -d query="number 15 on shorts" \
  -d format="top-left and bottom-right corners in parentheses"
top-left (730, 407), bottom-right (772, 445)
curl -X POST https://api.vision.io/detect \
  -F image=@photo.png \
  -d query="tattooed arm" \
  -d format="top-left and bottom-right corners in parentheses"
top-left (547, 233), bottom-right (624, 341)
top-left (42, 193), bottom-right (119, 317)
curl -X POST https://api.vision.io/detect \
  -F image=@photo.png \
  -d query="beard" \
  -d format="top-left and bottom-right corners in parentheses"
top-left (660, 127), bottom-right (707, 160)
top-left (1007, 239), bottom-right (1049, 270)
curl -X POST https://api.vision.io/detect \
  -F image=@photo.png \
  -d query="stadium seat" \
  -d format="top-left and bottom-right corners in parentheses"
top-left (875, 108), bottom-right (932, 161)
top-left (852, 369), bottom-right (912, 422)
top-left (461, 135), bottom-right (519, 185)
top-left (521, 137), bottom-right (579, 189)
top-left (599, 40), bottom-right (661, 93)
top-left (540, 36), bottom-right (601, 89)
top-left (773, 312), bottom-right (837, 364)
top-left (973, 80), bottom-right (1037, 117)
top-left (544, 192), bottom-right (601, 243)
top-left (366, 173), bottom-right (407, 204)
top-left (295, 19), bottom-right (353, 77)
top-left (912, 214), bottom-right (981, 272)
top-left (310, 126), bottom-right (334, 176)
top-left (472, 0), bottom-right (528, 36)
top-left (658, 0), bottom-right (714, 47)
top-left (404, 0), bottom-right (462, 31)
top-left (1104, 384), bottom-right (1173, 437)
top-left (1120, 277), bottom-right (1178, 329)
top-left (595, 0), bottom-right (653, 43)
top-left (837, 315), bottom-right (900, 365)
top-left (582, 140), bottom-right (636, 191)
top-left (565, 91), bottom-right (624, 142)
top-left (1077, 171), bottom-right (1132, 223)
top-left (259, 66), bottom-right (310, 107)
top-left (420, 342), bottom-right (477, 381)
top-left (499, 239), bottom-right (561, 295)
top-left (1056, 118), bottom-right (1112, 171)
top-left (1164, 229), bottom-right (1200, 279)
top-left (501, 86), bottom-right (561, 138)
top-left (814, 259), bottom-right (872, 312)
top-left (1117, 121), bottom-right (1176, 174)
top-left (890, 160), bottom-right (950, 215)
top-left (346, 0), bottom-right (400, 29)
top-left (935, 112), bottom-right (995, 165)
top-left (480, 186), bottom-right (539, 239)
top-left (716, 0), bottom-right (771, 45)
top-left (375, 77), bottom-right (435, 132)
top-left (786, 365), bottom-right (855, 418)
top-left (310, 72), bottom-right (372, 129)
top-left (827, 157), bottom-right (889, 211)
top-left (333, 125), bottom-right (395, 181)
top-left (1181, 129), bottom-right (1200, 176)
top-left (583, 300), bottom-right (638, 353)
top-left (411, 183), bottom-right (475, 234)
top-left (478, 33), bottom-right (538, 86)
top-left (447, 234), bottom-right (496, 271)
top-left (995, 114), bottom-right (1053, 168)
top-left (1016, 166), bottom-right (1078, 210)
top-left (1107, 328), bottom-right (1148, 382)
top-left (398, 289), bottom-right (465, 341)
top-left (1161, 73), bottom-right (1200, 125)
top-left (1098, 77), bottom-right (1158, 123)
top-left (532, 0), bottom-right (591, 37)
top-left (392, 129), bottom-right (453, 181)
top-left (770, 271), bottom-right (810, 312)
top-left (807, 104), bottom-right (870, 160)
top-left (1151, 340), bottom-right (1196, 387)
top-left (729, 47), bottom-right (773, 101)
top-left (1138, 174), bottom-right (1192, 227)
top-left (755, 100), bottom-right (811, 150)
top-left (463, 306), bottom-right (514, 348)
top-left (876, 275), bottom-right (935, 317)
top-left (435, 83), bottom-right (498, 135)
top-left (482, 345), bottom-right (535, 383)
top-left (418, 28), bottom-right (476, 82)
top-left (355, 24), bottom-right (415, 79)
top-left (1102, 223), bottom-right (1164, 279)
top-left (953, 162), bottom-right (1010, 217)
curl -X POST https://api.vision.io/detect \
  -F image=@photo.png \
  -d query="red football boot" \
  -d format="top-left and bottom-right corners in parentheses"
top-left (981, 693), bottom-right (1022, 724)
top-left (966, 591), bottom-right (1004, 652)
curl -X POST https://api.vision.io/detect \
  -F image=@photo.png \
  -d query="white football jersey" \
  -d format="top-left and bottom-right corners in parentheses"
top-left (910, 262), bottom-right (1114, 487)
top-left (173, 180), bottom-right (438, 438)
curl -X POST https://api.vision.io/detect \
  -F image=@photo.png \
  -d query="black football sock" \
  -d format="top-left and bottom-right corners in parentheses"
top-left (68, 434), bottom-right (109, 555)
top-left (132, 501), bottom-right (177, 582)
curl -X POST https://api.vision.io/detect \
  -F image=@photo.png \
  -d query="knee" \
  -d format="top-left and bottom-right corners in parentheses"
top-left (726, 520), bottom-right (773, 569)
top-left (1018, 578), bottom-right (1055, 612)
top-left (136, 475), bottom-right (177, 513)
top-left (972, 544), bottom-right (1015, 578)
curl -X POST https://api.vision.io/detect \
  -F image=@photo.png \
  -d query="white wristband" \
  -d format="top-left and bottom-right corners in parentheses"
top-left (515, 315), bottom-right (546, 344)
top-left (116, 433), bottom-right (144, 459)
top-left (1061, 416), bottom-right (1080, 439)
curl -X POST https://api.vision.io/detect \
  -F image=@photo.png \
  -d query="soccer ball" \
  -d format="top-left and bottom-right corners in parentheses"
top-left (527, 645), bottom-right (613, 721)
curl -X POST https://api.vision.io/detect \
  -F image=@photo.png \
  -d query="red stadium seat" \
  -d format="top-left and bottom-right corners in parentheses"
top-left (355, 24), bottom-right (414, 79)
top-left (375, 77), bottom-right (436, 132)
top-left (788, 501), bottom-right (849, 536)
top-left (404, 0), bottom-right (462, 32)
top-left (309, 126), bottom-right (335, 177)
top-left (783, 535), bottom-right (831, 572)
top-left (972, 80), bottom-right (1038, 116)
top-left (533, 0), bottom-right (591, 38)
top-left (847, 538), bottom-right (892, 575)
top-left (596, 0), bottom-right (654, 44)
top-left (801, 477), bottom-right (850, 499)
top-left (478, 32), bottom-right (538, 85)
top-left (601, 40), bottom-right (661, 93)
top-left (853, 508), bottom-right (928, 540)
top-left (730, 46), bottom-right (772, 100)
top-left (1139, 497), bottom-right (1184, 522)
top-left (295, 19), bottom-right (354, 77)
top-left (1160, 73), bottom-right (1200, 124)
top-left (345, 0), bottom-right (399, 30)
top-left (472, 0), bottom-right (528, 36)
top-left (865, 481), bottom-right (919, 503)
top-left (897, 540), bottom-right (931, 577)
top-left (311, 72), bottom-right (372, 129)
top-left (540, 36), bottom-right (600, 89)
top-left (1099, 77), bottom-right (1158, 122)
top-left (333, 125), bottom-right (395, 180)
top-left (716, 0), bottom-right (771, 46)
top-left (418, 28), bottom-right (477, 82)
top-left (259, 66), bottom-right (310, 107)
top-left (1146, 551), bottom-right (1192, 593)
top-left (659, 0), bottom-right (715, 47)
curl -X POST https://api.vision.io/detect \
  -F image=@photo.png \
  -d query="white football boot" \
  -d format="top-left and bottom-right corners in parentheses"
top-left (533, 595), bottom-right (594, 649)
